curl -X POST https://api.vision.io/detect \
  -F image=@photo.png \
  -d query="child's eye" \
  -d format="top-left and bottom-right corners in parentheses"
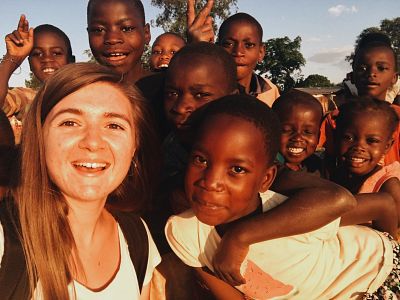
top-left (122, 26), bottom-right (135, 33)
top-left (192, 155), bottom-right (207, 166)
top-left (304, 129), bottom-right (316, 135)
top-left (356, 65), bottom-right (368, 72)
top-left (89, 26), bottom-right (104, 34)
top-left (221, 41), bottom-right (233, 48)
top-left (245, 42), bottom-right (256, 48)
top-left (52, 51), bottom-right (64, 56)
top-left (30, 51), bottom-right (43, 57)
top-left (367, 137), bottom-right (381, 144)
top-left (342, 134), bottom-right (354, 142)
top-left (194, 92), bottom-right (210, 99)
top-left (165, 90), bottom-right (179, 99)
top-left (152, 50), bottom-right (162, 55)
top-left (171, 50), bottom-right (177, 55)
top-left (377, 64), bottom-right (389, 72)
top-left (231, 166), bottom-right (247, 174)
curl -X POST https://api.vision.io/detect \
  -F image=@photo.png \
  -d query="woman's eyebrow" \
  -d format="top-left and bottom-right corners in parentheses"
top-left (104, 112), bottom-right (132, 126)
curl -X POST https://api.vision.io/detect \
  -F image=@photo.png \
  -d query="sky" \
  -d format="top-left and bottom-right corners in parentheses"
top-left (1, 0), bottom-right (399, 87)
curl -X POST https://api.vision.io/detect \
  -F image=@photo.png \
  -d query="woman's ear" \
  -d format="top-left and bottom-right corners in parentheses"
top-left (259, 164), bottom-right (277, 193)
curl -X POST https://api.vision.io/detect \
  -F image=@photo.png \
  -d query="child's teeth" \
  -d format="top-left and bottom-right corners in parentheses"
top-left (351, 158), bottom-right (365, 163)
top-left (288, 147), bottom-right (303, 154)
top-left (43, 68), bottom-right (55, 73)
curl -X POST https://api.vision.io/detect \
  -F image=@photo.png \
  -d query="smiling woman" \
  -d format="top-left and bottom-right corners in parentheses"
top-left (0, 63), bottom-right (160, 300)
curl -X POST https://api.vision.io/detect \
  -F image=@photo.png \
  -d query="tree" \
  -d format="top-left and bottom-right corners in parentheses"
top-left (150, 0), bottom-right (237, 37)
top-left (257, 36), bottom-right (305, 92)
top-left (25, 72), bottom-right (41, 89)
top-left (297, 74), bottom-right (334, 88)
top-left (346, 17), bottom-right (400, 64)
top-left (84, 49), bottom-right (97, 63)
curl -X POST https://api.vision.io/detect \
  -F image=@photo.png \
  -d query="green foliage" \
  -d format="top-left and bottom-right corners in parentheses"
top-left (297, 74), bottom-right (334, 88)
top-left (24, 72), bottom-right (42, 90)
top-left (84, 49), bottom-right (97, 63)
top-left (141, 44), bottom-right (152, 71)
top-left (150, 0), bottom-right (237, 37)
top-left (346, 17), bottom-right (400, 65)
top-left (257, 36), bottom-right (305, 92)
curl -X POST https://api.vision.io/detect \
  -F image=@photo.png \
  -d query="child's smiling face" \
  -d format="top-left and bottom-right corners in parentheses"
top-left (87, 0), bottom-right (150, 77)
top-left (338, 111), bottom-right (393, 176)
top-left (353, 46), bottom-right (397, 100)
top-left (150, 33), bottom-right (185, 70)
top-left (278, 104), bottom-right (321, 170)
top-left (185, 114), bottom-right (275, 226)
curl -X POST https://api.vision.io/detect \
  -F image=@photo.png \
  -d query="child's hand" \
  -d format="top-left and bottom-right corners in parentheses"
top-left (5, 15), bottom-right (34, 61)
top-left (186, 0), bottom-right (214, 43)
top-left (212, 230), bottom-right (248, 286)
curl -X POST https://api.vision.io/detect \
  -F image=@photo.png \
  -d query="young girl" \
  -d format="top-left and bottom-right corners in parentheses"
top-left (332, 99), bottom-right (400, 226)
top-left (166, 94), bottom-right (400, 299)
top-left (319, 32), bottom-right (399, 165)
top-left (272, 89), bottom-right (324, 175)
top-left (150, 32), bottom-right (185, 72)
top-left (1, 15), bottom-right (75, 143)
top-left (0, 63), bottom-right (160, 299)
top-left (86, 0), bottom-right (151, 84)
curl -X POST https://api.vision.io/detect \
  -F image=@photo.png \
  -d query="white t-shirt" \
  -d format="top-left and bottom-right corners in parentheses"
top-left (0, 219), bottom-right (161, 300)
top-left (165, 190), bottom-right (394, 300)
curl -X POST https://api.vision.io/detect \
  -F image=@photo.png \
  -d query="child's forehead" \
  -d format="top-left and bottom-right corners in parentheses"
top-left (357, 46), bottom-right (395, 63)
top-left (221, 19), bottom-right (261, 39)
top-left (88, 0), bottom-right (143, 20)
top-left (34, 31), bottom-right (68, 48)
top-left (154, 34), bottom-right (184, 46)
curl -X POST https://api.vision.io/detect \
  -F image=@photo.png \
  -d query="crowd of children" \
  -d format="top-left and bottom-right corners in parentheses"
top-left (0, 0), bottom-right (399, 299)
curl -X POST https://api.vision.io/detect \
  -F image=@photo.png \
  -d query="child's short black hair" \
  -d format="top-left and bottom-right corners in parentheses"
top-left (168, 41), bottom-right (238, 93)
top-left (194, 94), bottom-right (281, 166)
top-left (87, 0), bottom-right (146, 25)
top-left (153, 32), bottom-right (186, 45)
top-left (272, 89), bottom-right (323, 123)
top-left (34, 24), bottom-right (75, 63)
top-left (218, 12), bottom-right (263, 43)
top-left (353, 32), bottom-right (398, 72)
top-left (336, 97), bottom-right (399, 137)
top-left (0, 111), bottom-right (16, 186)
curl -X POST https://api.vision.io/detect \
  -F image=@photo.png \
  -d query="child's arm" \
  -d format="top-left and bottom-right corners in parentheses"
top-left (212, 168), bottom-right (356, 286)
top-left (186, 0), bottom-right (215, 43)
top-left (340, 192), bottom-right (397, 237)
top-left (195, 267), bottom-right (245, 300)
top-left (0, 15), bottom-right (33, 108)
top-left (380, 177), bottom-right (400, 226)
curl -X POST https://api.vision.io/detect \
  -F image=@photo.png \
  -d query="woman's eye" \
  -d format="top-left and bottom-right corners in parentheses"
top-left (107, 123), bottom-right (124, 130)
top-left (231, 166), bottom-right (246, 174)
top-left (59, 120), bottom-right (77, 127)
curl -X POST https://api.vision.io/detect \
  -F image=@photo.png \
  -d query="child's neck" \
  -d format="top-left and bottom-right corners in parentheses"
top-left (215, 196), bottom-right (263, 237)
top-left (338, 165), bottom-right (382, 194)
top-left (124, 64), bottom-right (151, 84)
top-left (285, 162), bottom-right (303, 172)
top-left (238, 74), bottom-right (253, 94)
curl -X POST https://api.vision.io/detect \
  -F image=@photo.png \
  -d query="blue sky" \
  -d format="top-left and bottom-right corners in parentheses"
top-left (1, 0), bottom-right (399, 87)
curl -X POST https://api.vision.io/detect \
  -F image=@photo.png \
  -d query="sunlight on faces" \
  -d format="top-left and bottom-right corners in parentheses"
top-left (87, 0), bottom-right (150, 76)
top-left (278, 104), bottom-right (321, 169)
top-left (186, 114), bottom-right (275, 226)
top-left (43, 82), bottom-right (136, 205)
top-left (353, 46), bottom-right (397, 100)
top-left (338, 111), bottom-right (393, 176)
top-left (164, 56), bottom-right (232, 130)
top-left (219, 20), bottom-right (264, 88)
top-left (150, 33), bottom-right (185, 70)
top-left (28, 31), bottom-right (70, 82)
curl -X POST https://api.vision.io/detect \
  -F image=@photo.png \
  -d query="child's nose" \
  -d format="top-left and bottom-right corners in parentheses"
top-left (172, 95), bottom-right (194, 115)
top-left (201, 167), bottom-right (224, 192)
top-left (104, 30), bottom-right (123, 45)
top-left (232, 42), bottom-right (245, 56)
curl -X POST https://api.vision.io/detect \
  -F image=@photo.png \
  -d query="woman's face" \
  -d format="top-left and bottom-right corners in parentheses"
top-left (43, 82), bottom-right (136, 205)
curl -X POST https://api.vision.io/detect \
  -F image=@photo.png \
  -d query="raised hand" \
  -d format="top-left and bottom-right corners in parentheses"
top-left (5, 14), bottom-right (34, 60)
top-left (187, 0), bottom-right (215, 43)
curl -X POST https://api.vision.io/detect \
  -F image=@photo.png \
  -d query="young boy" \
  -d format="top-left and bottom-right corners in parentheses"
top-left (166, 94), bottom-right (400, 299)
top-left (150, 32), bottom-right (185, 71)
top-left (272, 89), bottom-right (324, 175)
top-left (217, 13), bottom-right (280, 107)
top-left (87, 0), bottom-right (151, 84)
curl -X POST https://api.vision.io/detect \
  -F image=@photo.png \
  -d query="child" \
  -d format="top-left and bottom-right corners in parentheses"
top-left (1, 15), bottom-right (75, 143)
top-left (332, 99), bottom-right (400, 222)
top-left (0, 109), bottom-right (16, 199)
top-left (87, 0), bottom-right (151, 84)
top-left (166, 94), bottom-right (400, 299)
top-left (272, 89), bottom-right (324, 175)
top-left (319, 32), bottom-right (400, 165)
top-left (217, 12), bottom-right (280, 107)
top-left (150, 32), bottom-right (185, 71)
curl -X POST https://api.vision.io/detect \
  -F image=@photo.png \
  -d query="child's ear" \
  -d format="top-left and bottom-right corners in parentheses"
top-left (144, 23), bottom-right (151, 45)
top-left (391, 72), bottom-right (398, 85)
top-left (384, 137), bottom-right (395, 154)
top-left (258, 43), bottom-right (266, 64)
top-left (259, 164), bottom-right (277, 193)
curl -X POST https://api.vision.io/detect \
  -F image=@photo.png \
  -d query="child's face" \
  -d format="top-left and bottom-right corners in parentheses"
top-left (164, 57), bottom-right (231, 130)
top-left (186, 114), bottom-right (276, 226)
top-left (338, 111), bottom-right (393, 176)
top-left (28, 31), bottom-right (70, 83)
top-left (219, 20), bottom-right (264, 86)
top-left (353, 46), bottom-right (397, 100)
top-left (150, 34), bottom-right (185, 70)
top-left (278, 104), bottom-right (321, 169)
top-left (87, 0), bottom-right (150, 76)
